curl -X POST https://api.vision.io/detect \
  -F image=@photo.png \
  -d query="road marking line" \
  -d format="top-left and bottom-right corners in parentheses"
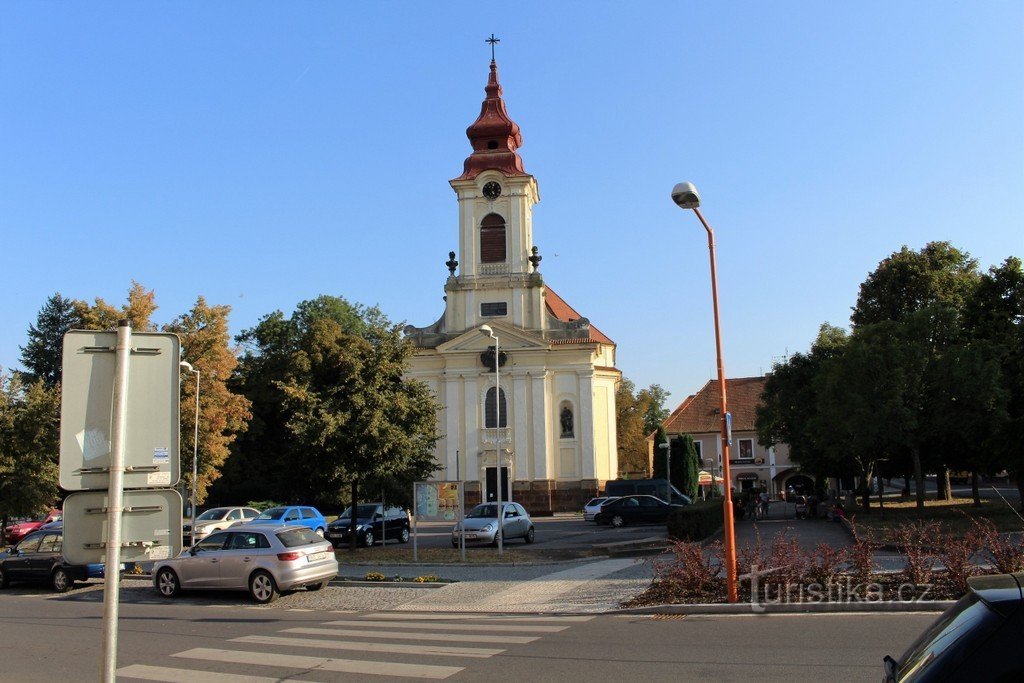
top-left (116, 663), bottom-right (305, 682)
top-left (234, 634), bottom-right (503, 658)
top-left (284, 626), bottom-right (537, 644)
top-left (373, 613), bottom-right (595, 622)
top-left (173, 648), bottom-right (462, 679)
top-left (325, 619), bottom-right (567, 633)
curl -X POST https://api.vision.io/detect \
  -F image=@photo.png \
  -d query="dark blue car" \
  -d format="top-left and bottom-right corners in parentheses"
top-left (248, 506), bottom-right (328, 537)
top-left (0, 529), bottom-right (101, 592)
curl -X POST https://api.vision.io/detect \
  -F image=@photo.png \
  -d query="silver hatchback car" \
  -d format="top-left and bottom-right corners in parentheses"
top-left (153, 523), bottom-right (338, 604)
top-left (451, 502), bottom-right (535, 546)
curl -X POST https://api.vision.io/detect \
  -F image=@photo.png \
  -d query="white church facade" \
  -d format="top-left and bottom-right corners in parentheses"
top-left (403, 57), bottom-right (619, 514)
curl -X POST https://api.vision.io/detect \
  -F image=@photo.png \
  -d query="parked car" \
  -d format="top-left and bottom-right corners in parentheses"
top-left (183, 506), bottom-right (261, 545)
top-left (883, 572), bottom-right (1024, 681)
top-left (152, 524), bottom-right (338, 604)
top-left (583, 497), bottom-right (618, 522)
top-left (593, 495), bottom-right (684, 527)
top-left (0, 528), bottom-right (97, 592)
top-left (247, 506), bottom-right (327, 537)
top-left (451, 503), bottom-right (535, 546)
top-left (4, 509), bottom-right (62, 545)
top-left (326, 503), bottom-right (410, 548)
top-left (604, 479), bottom-right (692, 506)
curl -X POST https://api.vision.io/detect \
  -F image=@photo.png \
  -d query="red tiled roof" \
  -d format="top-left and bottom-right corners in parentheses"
top-left (544, 287), bottom-right (615, 345)
top-left (662, 377), bottom-right (766, 435)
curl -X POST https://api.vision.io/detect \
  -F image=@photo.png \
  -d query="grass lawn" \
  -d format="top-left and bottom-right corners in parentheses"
top-left (849, 496), bottom-right (1024, 538)
top-left (331, 545), bottom-right (601, 565)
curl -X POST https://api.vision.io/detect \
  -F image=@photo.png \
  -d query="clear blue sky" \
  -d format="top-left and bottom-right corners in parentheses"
top-left (2, 3), bottom-right (1022, 410)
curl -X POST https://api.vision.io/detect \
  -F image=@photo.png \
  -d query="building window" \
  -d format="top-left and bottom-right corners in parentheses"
top-left (738, 438), bottom-right (754, 460)
top-left (559, 402), bottom-right (574, 439)
top-left (480, 213), bottom-right (506, 263)
top-left (480, 302), bottom-right (508, 317)
top-left (485, 387), bottom-right (507, 428)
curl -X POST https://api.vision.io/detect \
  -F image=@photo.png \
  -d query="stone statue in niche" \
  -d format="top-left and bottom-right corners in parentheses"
top-left (480, 346), bottom-right (508, 371)
top-left (560, 406), bottom-right (574, 438)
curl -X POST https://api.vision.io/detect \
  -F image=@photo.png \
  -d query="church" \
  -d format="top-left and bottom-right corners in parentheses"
top-left (403, 55), bottom-right (620, 514)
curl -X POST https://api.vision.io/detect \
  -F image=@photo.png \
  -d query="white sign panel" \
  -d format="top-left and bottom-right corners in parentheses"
top-left (59, 330), bottom-right (181, 491)
top-left (62, 489), bottom-right (183, 565)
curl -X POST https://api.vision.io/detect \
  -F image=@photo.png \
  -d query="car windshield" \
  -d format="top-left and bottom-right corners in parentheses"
top-left (256, 507), bottom-right (286, 520)
top-left (338, 505), bottom-right (380, 519)
top-left (896, 592), bottom-right (993, 679)
top-left (466, 504), bottom-right (500, 519)
top-left (276, 527), bottom-right (322, 548)
top-left (585, 498), bottom-right (604, 507)
top-left (195, 509), bottom-right (229, 522)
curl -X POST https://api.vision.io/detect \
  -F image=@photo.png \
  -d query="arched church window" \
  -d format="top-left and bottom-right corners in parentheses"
top-left (485, 387), bottom-right (508, 428)
top-left (480, 213), bottom-right (506, 263)
top-left (560, 403), bottom-right (574, 438)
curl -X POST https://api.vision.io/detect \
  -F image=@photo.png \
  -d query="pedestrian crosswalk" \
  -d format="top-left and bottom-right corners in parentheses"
top-left (116, 612), bottom-right (593, 681)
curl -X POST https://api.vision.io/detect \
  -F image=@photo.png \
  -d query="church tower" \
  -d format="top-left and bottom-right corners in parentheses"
top-left (404, 53), bottom-right (620, 514)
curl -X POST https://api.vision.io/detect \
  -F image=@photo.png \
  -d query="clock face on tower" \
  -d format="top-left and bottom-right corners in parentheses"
top-left (482, 181), bottom-right (502, 200)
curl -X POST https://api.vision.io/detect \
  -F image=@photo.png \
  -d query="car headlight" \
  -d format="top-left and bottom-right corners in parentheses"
top-left (483, 523), bottom-right (493, 532)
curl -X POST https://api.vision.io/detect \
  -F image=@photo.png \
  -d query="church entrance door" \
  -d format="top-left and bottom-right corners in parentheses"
top-left (485, 467), bottom-right (511, 503)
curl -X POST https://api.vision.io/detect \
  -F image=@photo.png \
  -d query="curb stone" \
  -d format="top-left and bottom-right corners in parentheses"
top-left (613, 600), bottom-right (956, 615)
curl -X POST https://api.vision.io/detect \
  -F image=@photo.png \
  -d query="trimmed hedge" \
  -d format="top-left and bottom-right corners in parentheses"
top-left (667, 500), bottom-right (724, 542)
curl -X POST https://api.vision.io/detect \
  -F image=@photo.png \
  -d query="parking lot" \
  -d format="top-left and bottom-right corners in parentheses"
top-left (407, 513), bottom-right (667, 551)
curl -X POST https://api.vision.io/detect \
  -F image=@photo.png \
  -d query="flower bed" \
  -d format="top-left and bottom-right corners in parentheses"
top-left (623, 518), bottom-right (1024, 607)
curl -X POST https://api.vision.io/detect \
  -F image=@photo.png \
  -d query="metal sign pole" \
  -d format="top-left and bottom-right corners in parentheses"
top-left (101, 321), bottom-right (131, 682)
top-left (381, 488), bottom-right (386, 547)
top-left (495, 335), bottom-right (503, 556)
top-left (412, 483), bottom-right (418, 563)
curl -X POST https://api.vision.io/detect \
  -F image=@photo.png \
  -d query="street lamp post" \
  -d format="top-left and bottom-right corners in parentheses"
top-left (671, 181), bottom-right (739, 603)
top-left (658, 439), bottom-right (671, 495)
top-left (179, 361), bottom-right (200, 534)
top-left (479, 324), bottom-right (503, 556)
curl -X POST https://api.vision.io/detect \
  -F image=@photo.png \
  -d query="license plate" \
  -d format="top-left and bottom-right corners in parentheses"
top-left (327, 531), bottom-right (342, 537)
top-left (464, 534), bottom-right (477, 540)
top-left (306, 551), bottom-right (328, 562)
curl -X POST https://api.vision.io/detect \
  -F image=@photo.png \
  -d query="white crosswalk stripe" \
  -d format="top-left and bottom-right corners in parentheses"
top-left (117, 612), bottom-right (587, 681)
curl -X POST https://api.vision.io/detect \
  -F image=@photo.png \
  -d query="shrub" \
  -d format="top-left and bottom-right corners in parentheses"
top-left (666, 500), bottom-right (724, 542)
top-left (363, 572), bottom-right (386, 581)
top-left (848, 523), bottom-right (877, 581)
top-left (894, 520), bottom-right (940, 586)
top-left (937, 524), bottom-right (982, 595)
top-left (806, 542), bottom-right (848, 588)
top-left (972, 518), bottom-right (1024, 574)
top-left (765, 530), bottom-right (808, 590)
top-left (246, 500), bottom-right (280, 512)
top-left (413, 575), bottom-right (439, 583)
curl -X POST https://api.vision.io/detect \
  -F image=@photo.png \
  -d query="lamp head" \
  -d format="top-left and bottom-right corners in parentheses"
top-left (479, 324), bottom-right (495, 338)
top-left (671, 182), bottom-right (701, 210)
top-left (179, 361), bottom-right (194, 372)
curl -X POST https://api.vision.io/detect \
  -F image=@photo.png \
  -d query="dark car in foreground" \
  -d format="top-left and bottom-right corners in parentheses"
top-left (326, 504), bottom-right (410, 548)
top-left (594, 495), bottom-right (684, 527)
top-left (0, 529), bottom-right (94, 592)
top-left (883, 573), bottom-right (1024, 682)
top-left (153, 524), bottom-right (338, 604)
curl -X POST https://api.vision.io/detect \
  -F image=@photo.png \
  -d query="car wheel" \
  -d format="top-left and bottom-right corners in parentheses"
top-left (307, 580), bottom-right (329, 592)
top-left (524, 526), bottom-right (535, 544)
top-left (399, 528), bottom-right (410, 544)
top-left (315, 527), bottom-right (325, 538)
top-left (51, 567), bottom-right (73, 593)
top-left (156, 568), bottom-right (181, 599)
top-left (363, 531), bottom-right (375, 547)
top-left (611, 515), bottom-right (625, 528)
top-left (0, 566), bottom-right (8, 589)
top-left (249, 570), bottom-right (279, 604)
top-left (490, 531), bottom-right (502, 547)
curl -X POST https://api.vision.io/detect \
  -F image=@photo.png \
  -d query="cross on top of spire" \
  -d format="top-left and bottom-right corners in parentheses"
top-left (486, 34), bottom-right (500, 61)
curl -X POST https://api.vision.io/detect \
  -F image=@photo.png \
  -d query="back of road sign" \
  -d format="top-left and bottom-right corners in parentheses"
top-left (62, 489), bottom-right (183, 565)
top-left (59, 330), bottom-right (181, 491)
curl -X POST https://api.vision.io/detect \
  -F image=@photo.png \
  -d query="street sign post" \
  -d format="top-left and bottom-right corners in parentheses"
top-left (60, 330), bottom-right (181, 491)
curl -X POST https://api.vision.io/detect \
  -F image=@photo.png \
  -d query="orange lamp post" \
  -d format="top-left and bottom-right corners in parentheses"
top-left (671, 181), bottom-right (739, 603)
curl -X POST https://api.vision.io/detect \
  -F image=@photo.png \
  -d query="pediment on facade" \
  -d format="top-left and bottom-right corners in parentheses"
top-left (436, 323), bottom-right (548, 354)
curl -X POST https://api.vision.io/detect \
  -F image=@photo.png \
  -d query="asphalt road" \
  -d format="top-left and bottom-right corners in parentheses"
top-left (410, 515), bottom-right (666, 551)
top-left (1, 588), bottom-right (936, 682)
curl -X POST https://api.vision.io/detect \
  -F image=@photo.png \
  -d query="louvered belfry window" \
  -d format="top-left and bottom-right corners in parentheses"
top-left (480, 213), bottom-right (506, 263)
top-left (485, 387), bottom-right (508, 428)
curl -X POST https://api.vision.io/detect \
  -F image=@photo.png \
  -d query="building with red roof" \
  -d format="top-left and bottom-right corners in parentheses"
top-left (404, 55), bottom-right (620, 514)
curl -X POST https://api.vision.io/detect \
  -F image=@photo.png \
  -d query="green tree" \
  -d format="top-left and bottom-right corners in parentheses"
top-left (275, 312), bottom-right (440, 549)
top-left (673, 434), bottom-right (700, 500)
top-left (638, 384), bottom-right (671, 436)
top-left (19, 294), bottom-right (82, 388)
top-left (0, 373), bottom-right (60, 542)
top-left (615, 378), bottom-right (651, 477)
top-left (163, 298), bottom-right (252, 507)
